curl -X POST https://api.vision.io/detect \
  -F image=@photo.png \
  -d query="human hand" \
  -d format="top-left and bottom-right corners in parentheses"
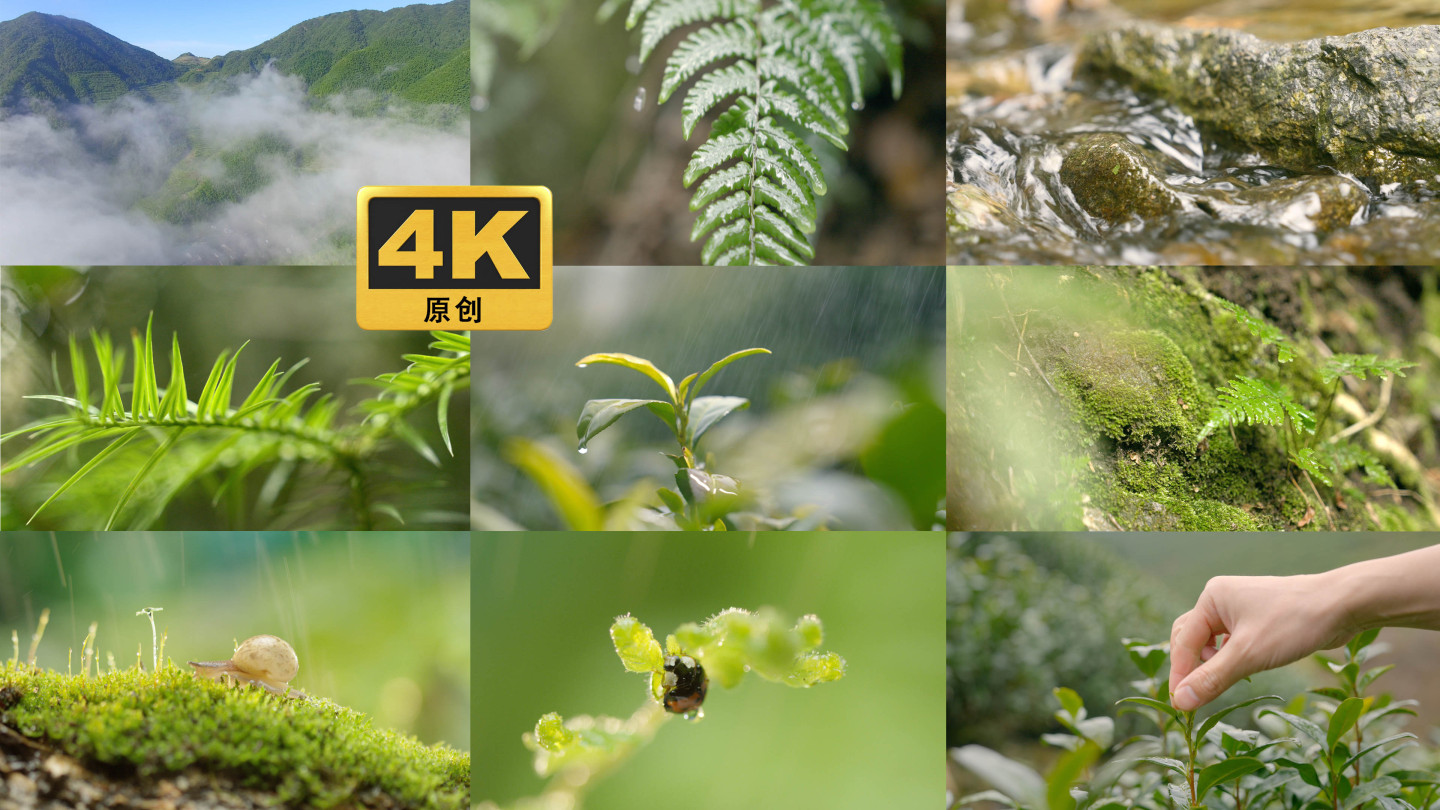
top-left (1168, 573), bottom-right (1356, 711)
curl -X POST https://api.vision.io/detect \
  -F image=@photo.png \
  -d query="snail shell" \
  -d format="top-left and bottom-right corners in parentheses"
top-left (189, 634), bottom-right (298, 696)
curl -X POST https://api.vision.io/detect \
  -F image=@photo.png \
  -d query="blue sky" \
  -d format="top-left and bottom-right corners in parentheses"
top-left (0, 1), bottom-right (420, 59)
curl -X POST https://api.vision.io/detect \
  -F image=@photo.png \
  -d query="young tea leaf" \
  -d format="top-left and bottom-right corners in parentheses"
top-left (1197, 757), bottom-right (1266, 801)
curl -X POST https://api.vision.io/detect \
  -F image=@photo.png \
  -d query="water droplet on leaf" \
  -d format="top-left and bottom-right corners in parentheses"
top-left (578, 446), bottom-right (588, 454)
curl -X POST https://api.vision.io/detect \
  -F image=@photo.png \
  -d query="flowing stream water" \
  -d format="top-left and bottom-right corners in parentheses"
top-left (946, 0), bottom-right (1440, 264)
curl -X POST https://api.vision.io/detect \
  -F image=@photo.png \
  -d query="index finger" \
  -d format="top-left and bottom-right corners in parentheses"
top-left (1169, 599), bottom-right (1226, 696)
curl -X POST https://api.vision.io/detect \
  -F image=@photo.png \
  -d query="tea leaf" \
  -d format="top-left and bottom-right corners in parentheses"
top-left (1198, 695), bottom-right (1282, 742)
top-left (576, 398), bottom-right (675, 449)
top-left (1326, 697), bottom-right (1365, 750)
top-left (576, 352), bottom-right (679, 402)
top-left (1197, 757), bottom-right (1266, 801)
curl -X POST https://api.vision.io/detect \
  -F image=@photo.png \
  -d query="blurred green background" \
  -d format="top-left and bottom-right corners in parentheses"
top-left (475, 531), bottom-right (944, 809)
top-left (0, 532), bottom-right (470, 749)
top-left (0, 266), bottom-right (469, 529)
top-left (470, 266), bottom-right (945, 530)
top-left (473, 0), bottom-right (945, 266)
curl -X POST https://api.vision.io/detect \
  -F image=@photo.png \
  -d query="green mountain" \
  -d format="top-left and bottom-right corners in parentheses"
top-left (0, 11), bottom-right (180, 109)
top-left (184, 0), bottom-right (468, 106)
top-left (0, 0), bottom-right (468, 111)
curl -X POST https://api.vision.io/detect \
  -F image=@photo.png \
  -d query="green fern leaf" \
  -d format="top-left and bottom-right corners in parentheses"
top-left (1289, 447), bottom-right (1332, 487)
top-left (1313, 442), bottom-right (1396, 488)
top-left (1210, 297), bottom-right (1294, 362)
top-left (638, 0), bottom-right (757, 63)
top-left (619, 0), bottom-right (901, 265)
top-left (661, 20), bottom-right (755, 102)
top-left (807, 0), bottom-right (904, 98)
top-left (1320, 354), bottom-right (1418, 384)
top-left (1199, 377), bottom-right (1316, 442)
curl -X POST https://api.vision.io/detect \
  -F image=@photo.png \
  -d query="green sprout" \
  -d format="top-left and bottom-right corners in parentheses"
top-left (575, 348), bottom-right (770, 530)
top-left (495, 608), bottom-right (845, 810)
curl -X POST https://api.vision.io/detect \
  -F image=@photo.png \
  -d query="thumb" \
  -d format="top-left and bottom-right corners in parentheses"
top-left (1172, 637), bottom-right (1249, 711)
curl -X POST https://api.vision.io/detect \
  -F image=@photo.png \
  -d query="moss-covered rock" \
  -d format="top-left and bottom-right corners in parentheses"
top-left (1048, 328), bottom-right (1201, 451)
top-left (1060, 133), bottom-right (1185, 225)
top-left (1079, 23), bottom-right (1440, 184)
top-left (948, 267), bottom-right (1439, 532)
top-left (0, 663), bottom-right (468, 809)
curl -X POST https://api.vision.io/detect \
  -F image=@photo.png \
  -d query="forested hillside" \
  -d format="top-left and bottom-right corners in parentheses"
top-left (0, 11), bottom-right (179, 109)
top-left (0, 0), bottom-right (468, 111)
top-left (180, 0), bottom-right (468, 105)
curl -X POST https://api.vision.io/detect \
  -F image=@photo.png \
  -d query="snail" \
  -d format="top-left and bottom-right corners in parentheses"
top-left (189, 634), bottom-right (299, 697)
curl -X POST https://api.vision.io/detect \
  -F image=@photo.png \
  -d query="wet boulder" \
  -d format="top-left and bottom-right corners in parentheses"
top-left (1080, 23), bottom-right (1440, 184)
top-left (1060, 132), bottom-right (1184, 224)
top-left (1197, 175), bottom-right (1367, 233)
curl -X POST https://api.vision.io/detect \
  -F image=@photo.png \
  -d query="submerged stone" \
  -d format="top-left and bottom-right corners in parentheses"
top-left (1080, 23), bottom-right (1440, 184)
top-left (1060, 132), bottom-right (1184, 224)
top-left (1197, 175), bottom-right (1367, 233)
top-left (947, 182), bottom-right (1008, 232)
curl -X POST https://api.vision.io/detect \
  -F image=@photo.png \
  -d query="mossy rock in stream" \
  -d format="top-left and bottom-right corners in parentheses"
top-left (1060, 133), bottom-right (1185, 225)
top-left (1200, 175), bottom-right (1368, 233)
top-left (1045, 328), bottom-right (1202, 452)
top-left (0, 663), bottom-right (468, 809)
top-left (1079, 23), bottom-right (1440, 185)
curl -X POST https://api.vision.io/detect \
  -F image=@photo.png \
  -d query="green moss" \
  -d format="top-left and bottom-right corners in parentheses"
top-left (0, 662), bottom-right (468, 809)
top-left (1049, 328), bottom-right (1201, 451)
top-left (1103, 485), bottom-right (1261, 531)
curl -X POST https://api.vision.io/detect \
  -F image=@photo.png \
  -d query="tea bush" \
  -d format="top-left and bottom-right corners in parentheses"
top-left (952, 631), bottom-right (1440, 810)
top-left (947, 534), bottom-right (1177, 746)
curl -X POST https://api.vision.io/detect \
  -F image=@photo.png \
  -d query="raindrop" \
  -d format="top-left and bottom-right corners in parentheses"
top-left (633, 87), bottom-right (647, 112)
top-left (577, 363), bottom-right (589, 368)
top-left (578, 447), bottom-right (589, 454)
top-left (683, 707), bottom-right (705, 722)
top-left (851, 100), bottom-right (863, 111)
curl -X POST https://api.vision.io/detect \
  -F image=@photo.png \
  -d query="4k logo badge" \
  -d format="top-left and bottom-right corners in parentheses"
top-left (357, 186), bottom-right (552, 330)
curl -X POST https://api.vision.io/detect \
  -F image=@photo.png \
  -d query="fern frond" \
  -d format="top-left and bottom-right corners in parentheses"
top-left (1289, 447), bottom-right (1332, 487)
top-left (1319, 353), bottom-right (1417, 384)
top-left (637, 0), bottom-right (756, 63)
top-left (1209, 297), bottom-right (1295, 362)
top-left (1307, 442), bottom-right (1397, 488)
top-left (620, 0), bottom-right (902, 265)
top-left (1198, 377), bottom-right (1315, 443)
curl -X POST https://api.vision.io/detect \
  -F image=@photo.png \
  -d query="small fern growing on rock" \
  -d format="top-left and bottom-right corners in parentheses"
top-left (602, 0), bottom-right (903, 265)
top-left (1, 318), bottom-right (469, 530)
top-left (1200, 298), bottom-right (1415, 496)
